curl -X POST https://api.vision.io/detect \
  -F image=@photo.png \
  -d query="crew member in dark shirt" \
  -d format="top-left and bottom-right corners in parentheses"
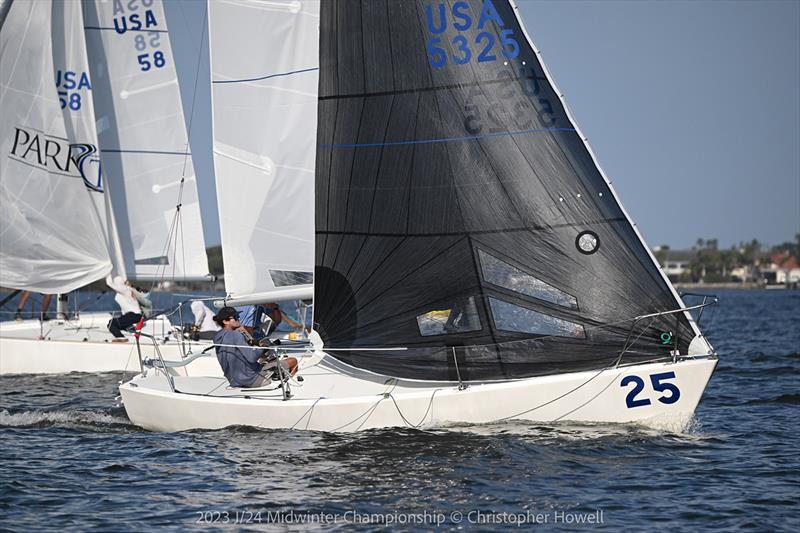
top-left (212, 307), bottom-right (298, 388)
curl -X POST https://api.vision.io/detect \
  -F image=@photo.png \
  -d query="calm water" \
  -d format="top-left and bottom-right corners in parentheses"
top-left (1, 290), bottom-right (798, 531)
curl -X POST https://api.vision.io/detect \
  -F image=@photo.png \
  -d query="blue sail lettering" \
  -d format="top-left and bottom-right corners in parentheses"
top-left (129, 14), bottom-right (142, 31)
top-left (452, 1), bottom-right (472, 31)
top-left (424, 0), bottom-right (515, 68)
top-left (77, 72), bottom-right (92, 90)
top-left (63, 71), bottom-right (76, 90)
top-left (55, 71), bottom-right (91, 91)
top-left (478, 0), bottom-right (504, 29)
top-left (113, 17), bottom-right (127, 33)
top-left (114, 10), bottom-right (157, 34)
top-left (425, 3), bottom-right (447, 34)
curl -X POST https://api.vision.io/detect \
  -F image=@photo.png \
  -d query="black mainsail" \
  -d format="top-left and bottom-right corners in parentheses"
top-left (314, 0), bottom-right (696, 381)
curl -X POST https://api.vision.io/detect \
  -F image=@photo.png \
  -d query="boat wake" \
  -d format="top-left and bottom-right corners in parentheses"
top-left (0, 408), bottom-right (133, 431)
top-left (435, 416), bottom-right (720, 442)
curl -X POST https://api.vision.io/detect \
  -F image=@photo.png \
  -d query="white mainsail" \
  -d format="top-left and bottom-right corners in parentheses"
top-left (83, 0), bottom-right (210, 281)
top-left (0, 0), bottom-right (112, 293)
top-left (208, 0), bottom-right (318, 303)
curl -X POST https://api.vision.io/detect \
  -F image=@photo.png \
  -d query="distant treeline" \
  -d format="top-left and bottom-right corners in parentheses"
top-left (656, 235), bottom-right (800, 283)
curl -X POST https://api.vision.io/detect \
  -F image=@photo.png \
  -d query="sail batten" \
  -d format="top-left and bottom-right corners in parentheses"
top-left (82, 0), bottom-right (209, 282)
top-left (208, 0), bottom-right (318, 301)
top-left (1, 0), bottom-right (114, 293)
top-left (314, 0), bottom-right (698, 381)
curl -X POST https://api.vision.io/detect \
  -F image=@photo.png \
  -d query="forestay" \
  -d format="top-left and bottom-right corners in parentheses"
top-left (314, 0), bottom-right (698, 381)
top-left (83, 0), bottom-right (209, 281)
top-left (208, 0), bottom-right (317, 302)
top-left (0, 0), bottom-right (112, 292)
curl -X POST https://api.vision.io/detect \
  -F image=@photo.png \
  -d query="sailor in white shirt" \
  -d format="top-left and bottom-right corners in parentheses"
top-left (105, 275), bottom-right (152, 342)
top-left (190, 300), bottom-right (220, 340)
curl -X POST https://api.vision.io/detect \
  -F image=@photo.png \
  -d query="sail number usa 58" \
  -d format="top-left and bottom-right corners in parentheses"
top-left (621, 372), bottom-right (681, 408)
top-left (426, 0), bottom-right (520, 68)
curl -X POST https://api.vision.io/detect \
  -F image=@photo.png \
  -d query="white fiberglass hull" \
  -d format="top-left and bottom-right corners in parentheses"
top-left (0, 313), bottom-right (220, 376)
top-left (120, 354), bottom-right (717, 433)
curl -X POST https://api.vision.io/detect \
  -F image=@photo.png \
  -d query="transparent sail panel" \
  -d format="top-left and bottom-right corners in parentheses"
top-left (417, 297), bottom-right (481, 337)
top-left (489, 298), bottom-right (585, 338)
top-left (478, 249), bottom-right (577, 309)
top-left (269, 270), bottom-right (314, 288)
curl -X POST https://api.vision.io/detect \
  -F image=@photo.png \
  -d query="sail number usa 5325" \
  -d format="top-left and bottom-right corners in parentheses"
top-left (425, 0), bottom-right (520, 68)
top-left (621, 372), bottom-right (681, 408)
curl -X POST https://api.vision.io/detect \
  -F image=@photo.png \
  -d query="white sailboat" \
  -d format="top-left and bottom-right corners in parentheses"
top-left (121, 0), bottom-right (718, 433)
top-left (0, 0), bottom-right (215, 375)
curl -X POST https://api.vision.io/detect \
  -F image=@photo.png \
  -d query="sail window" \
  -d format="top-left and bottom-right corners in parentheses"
top-left (478, 249), bottom-right (578, 309)
top-left (576, 231), bottom-right (600, 255)
top-left (269, 270), bottom-right (313, 287)
top-left (417, 297), bottom-right (481, 337)
top-left (489, 298), bottom-right (585, 338)
top-left (134, 256), bottom-right (169, 265)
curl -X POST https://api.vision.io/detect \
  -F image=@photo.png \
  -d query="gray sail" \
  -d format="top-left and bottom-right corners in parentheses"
top-left (83, 0), bottom-right (210, 282)
top-left (314, 0), bottom-right (696, 381)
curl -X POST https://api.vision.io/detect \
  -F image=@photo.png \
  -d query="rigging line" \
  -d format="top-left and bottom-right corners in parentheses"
top-left (319, 127), bottom-right (576, 149)
top-left (616, 316), bottom-right (658, 367)
top-left (355, 398), bottom-right (386, 432)
top-left (494, 365), bottom-right (609, 422)
top-left (330, 396), bottom-right (385, 432)
top-left (100, 149), bottom-right (191, 156)
top-left (318, 72), bottom-right (550, 102)
top-left (289, 397), bottom-right (323, 431)
top-left (388, 389), bottom-right (443, 429)
top-left (181, 2), bottom-right (207, 179)
top-left (553, 371), bottom-right (623, 422)
top-left (149, 206), bottom-right (181, 295)
top-left (83, 26), bottom-right (169, 33)
top-left (212, 66), bottom-right (319, 85)
top-left (172, 208), bottom-right (184, 283)
top-left (316, 216), bottom-right (627, 236)
top-left (117, 341), bottom-right (138, 385)
top-left (179, 205), bottom-right (188, 283)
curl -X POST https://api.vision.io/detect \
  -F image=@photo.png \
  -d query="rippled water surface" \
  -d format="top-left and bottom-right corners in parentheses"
top-left (1, 290), bottom-right (798, 531)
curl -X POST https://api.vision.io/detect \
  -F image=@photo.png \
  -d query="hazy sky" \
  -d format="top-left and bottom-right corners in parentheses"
top-left (165, 0), bottom-right (799, 250)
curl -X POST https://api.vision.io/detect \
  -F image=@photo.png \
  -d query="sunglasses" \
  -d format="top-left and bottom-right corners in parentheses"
top-left (225, 314), bottom-right (240, 321)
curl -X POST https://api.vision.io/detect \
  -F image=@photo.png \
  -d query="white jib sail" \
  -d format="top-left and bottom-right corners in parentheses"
top-left (209, 0), bottom-right (318, 302)
top-left (53, 0), bottom-right (126, 279)
top-left (83, 0), bottom-right (210, 281)
top-left (0, 0), bottom-right (112, 293)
